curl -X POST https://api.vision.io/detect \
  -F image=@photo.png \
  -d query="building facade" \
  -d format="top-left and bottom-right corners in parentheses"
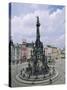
top-left (11, 40), bottom-right (34, 64)
top-left (45, 45), bottom-right (61, 63)
top-left (11, 42), bottom-right (63, 64)
top-left (11, 40), bottom-right (15, 63)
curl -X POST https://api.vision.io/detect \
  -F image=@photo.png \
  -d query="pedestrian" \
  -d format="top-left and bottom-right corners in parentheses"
top-left (49, 78), bottom-right (52, 84)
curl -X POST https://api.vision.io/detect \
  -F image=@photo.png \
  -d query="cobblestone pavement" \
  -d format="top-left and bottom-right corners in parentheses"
top-left (11, 59), bottom-right (65, 87)
top-left (52, 59), bottom-right (65, 85)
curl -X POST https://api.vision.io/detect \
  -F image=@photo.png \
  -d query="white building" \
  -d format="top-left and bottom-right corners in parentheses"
top-left (60, 48), bottom-right (65, 59)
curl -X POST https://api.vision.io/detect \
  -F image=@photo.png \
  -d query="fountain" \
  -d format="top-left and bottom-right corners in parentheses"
top-left (16, 16), bottom-right (58, 85)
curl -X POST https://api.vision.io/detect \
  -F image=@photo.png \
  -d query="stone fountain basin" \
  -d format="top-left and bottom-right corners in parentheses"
top-left (16, 70), bottom-right (58, 84)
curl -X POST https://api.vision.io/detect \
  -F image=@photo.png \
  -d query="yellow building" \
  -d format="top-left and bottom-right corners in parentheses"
top-left (45, 45), bottom-right (61, 63)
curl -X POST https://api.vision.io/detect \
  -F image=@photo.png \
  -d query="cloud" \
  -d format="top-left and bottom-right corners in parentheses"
top-left (54, 34), bottom-right (65, 48)
top-left (11, 6), bottom-right (65, 48)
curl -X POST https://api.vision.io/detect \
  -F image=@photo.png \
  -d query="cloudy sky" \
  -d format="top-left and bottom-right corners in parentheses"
top-left (10, 3), bottom-right (65, 49)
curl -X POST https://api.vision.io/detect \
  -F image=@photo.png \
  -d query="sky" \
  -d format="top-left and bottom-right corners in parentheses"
top-left (10, 3), bottom-right (65, 49)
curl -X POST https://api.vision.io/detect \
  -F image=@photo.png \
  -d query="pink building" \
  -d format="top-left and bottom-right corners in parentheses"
top-left (21, 41), bottom-right (28, 62)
